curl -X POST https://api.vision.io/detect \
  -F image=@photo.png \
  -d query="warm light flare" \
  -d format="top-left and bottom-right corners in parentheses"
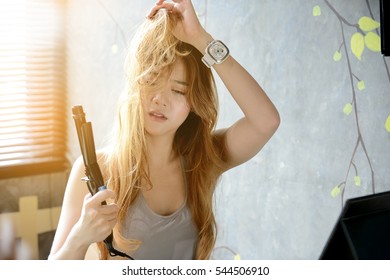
top-left (0, 0), bottom-right (67, 178)
top-left (0, 1), bottom-right (28, 43)
top-left (1, 1), bottom-right (29, 131)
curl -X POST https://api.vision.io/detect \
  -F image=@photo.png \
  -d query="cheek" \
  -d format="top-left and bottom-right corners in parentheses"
top-left (182, 98), bottom-right (191, 113)
top-left (179, 104), bottom-right (190, 119)
top-left (175, 99), bottom-right (191, 120)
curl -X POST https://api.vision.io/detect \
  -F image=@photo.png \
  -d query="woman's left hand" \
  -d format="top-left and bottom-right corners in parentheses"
top-left (147, 0), bottom-right (212, 51)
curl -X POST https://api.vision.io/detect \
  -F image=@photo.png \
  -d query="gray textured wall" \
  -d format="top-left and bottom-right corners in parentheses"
top-left (65, 0), bottom-right (390, 259)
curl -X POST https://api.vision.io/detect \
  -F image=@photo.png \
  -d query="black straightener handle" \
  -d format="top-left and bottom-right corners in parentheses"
top-left (72, 105), bottom-right (133, 260)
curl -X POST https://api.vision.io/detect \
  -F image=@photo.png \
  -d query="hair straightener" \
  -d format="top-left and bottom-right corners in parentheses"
top-left (72, 105), bottom-right (133, 260)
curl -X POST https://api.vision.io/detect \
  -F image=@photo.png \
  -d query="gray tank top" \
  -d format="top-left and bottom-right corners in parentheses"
top-left (121, 194), bottom-right (198, 259)
top-left (121, 157), bottom-right (198, 260)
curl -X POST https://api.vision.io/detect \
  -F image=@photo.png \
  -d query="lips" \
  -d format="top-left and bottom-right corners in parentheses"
top-left (149, 110), bottom-right (167, 120)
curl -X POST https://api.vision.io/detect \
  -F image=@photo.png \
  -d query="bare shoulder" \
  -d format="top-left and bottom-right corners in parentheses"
top-left (66, 155), bottom-right (89, 198)
top-left (96, 148), bottom-right (109, 166)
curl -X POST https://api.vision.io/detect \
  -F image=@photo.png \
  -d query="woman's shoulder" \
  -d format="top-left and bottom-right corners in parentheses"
top-left (72, 148), bottom-right (109, 166)
top-left (96, 148), bottom-right (109, 163)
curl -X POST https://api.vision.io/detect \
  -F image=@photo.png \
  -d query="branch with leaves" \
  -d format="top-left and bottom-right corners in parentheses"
top-left (313, 1), bottom-right (389, 207)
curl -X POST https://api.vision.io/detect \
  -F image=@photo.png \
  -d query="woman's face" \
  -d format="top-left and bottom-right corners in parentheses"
top-left (142, 58), bottom-right (191, 138)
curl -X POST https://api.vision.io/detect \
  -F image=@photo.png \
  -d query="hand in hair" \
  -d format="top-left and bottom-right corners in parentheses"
top-left (146, 0), bottom-right (212, 52)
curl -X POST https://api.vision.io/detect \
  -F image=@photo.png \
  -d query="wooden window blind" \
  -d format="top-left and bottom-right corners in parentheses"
top-left (0, 0), bottom-right (69, 179)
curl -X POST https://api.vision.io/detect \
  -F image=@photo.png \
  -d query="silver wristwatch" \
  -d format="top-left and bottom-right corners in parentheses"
top-left (201, 40), bottom-right (230, 68)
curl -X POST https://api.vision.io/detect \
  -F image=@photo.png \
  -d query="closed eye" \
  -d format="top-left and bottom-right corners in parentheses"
top-left (172, 89), bottom-right (186, 95)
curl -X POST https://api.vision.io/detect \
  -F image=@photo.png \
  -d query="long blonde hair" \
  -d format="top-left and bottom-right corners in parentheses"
top-left (99, 10), bottom-right (227, 260)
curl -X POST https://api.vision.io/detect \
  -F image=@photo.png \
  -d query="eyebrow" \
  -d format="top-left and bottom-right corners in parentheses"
top-left (173, 79), bottom-right (189, 86)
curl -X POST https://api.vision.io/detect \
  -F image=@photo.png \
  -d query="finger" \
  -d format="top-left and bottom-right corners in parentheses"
top-left (99, 203), bottom-right (119, 215)
top-left (146, 6), bottom-right (160, 18)
top-left (108, 218), bottom-right (117, 230)
top-left (90, 189), bottom-right (116, 205)
top-left (97, 212), bottom-right (117, 225)
top-left (147, 2), bottom-right (175, 18)
top-left (99, 214), bottom-right (117, 230)
top-left (84, 192), bottom-right (92, 201)
top-left (161, 2), bottom-right (175, 11)
top-left (105, 212), bottom-right (118, 224)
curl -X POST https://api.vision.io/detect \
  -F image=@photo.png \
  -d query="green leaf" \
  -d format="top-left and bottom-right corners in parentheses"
top-left (333, 50), bottom-right (342, 62)
top-left (331, 186), bottom-right (341, 198)
top-left (351, 32), bottom-right (365, 60)
top-left (385, 115), bottom-right (390, 133)
top-left (357, 80), bottom-right (365, 91)
top-left (354, 176), bottom-right (361, 187)
top-left (365, 32), bottom-right (381, 52)
top-left (343, 103), bottom-right (353, 116)
top-left (313, 5), bottom-right (321, 17)
top-left (358, 16), bottom-right (380, 32)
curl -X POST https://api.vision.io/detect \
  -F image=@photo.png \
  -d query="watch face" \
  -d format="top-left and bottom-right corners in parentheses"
top-left (208, 40), bottom-right (229, 63)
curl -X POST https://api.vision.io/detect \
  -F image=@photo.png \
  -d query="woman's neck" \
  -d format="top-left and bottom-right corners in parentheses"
top-left (145, 134), bottom-right (178, 168)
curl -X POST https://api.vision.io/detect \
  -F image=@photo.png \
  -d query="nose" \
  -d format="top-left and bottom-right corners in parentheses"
top-left (152, 92), bottom-right (168, 107)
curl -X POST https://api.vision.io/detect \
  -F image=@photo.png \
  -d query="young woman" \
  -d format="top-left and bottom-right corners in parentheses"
top-left (49, 0), bottom-right (280, 260)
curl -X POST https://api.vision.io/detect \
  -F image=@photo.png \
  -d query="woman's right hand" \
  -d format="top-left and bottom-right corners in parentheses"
top-left (72, 189), bottom-right (119, 246)
top-left (147, 0), bottom-right (212, 52)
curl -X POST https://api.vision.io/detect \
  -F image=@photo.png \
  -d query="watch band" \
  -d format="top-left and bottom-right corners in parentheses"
top-left (201, 52), bottom-right (216, 68)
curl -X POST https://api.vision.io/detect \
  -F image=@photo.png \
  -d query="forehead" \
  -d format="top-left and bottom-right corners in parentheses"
top-left (169, 58), bottom-right (187, 83)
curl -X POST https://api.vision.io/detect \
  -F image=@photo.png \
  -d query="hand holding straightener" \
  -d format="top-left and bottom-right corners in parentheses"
top-left (72, 105), bottom-right (133, 259)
